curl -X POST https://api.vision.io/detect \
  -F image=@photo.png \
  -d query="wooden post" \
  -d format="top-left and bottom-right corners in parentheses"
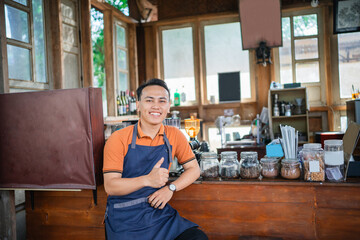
top-left (48, 0), bottom-right (64, 89)
top-left (80, 0), bottom-right (93, 87)
top-left (0, 191), bottom-right (16, 240)
top-left (104, 10), bottom-right (116, 116)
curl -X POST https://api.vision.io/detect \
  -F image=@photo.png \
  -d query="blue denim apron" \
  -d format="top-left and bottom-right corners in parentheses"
top-left (105, 123), bottom-right (197, 239)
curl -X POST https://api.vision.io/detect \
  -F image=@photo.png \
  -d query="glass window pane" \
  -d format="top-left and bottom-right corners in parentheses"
top-left (118, 72), bottom-right (128, 92)
top-left (32, 0), bottom-right (47, 83)
top-left (204, 22), bottom-right (250, 102)
top-left (13, 0), bottom-right (28, 6)
top-left (91, 8), bottom-right (107, 117)
top-left (295, 61), bottom-right (320, 83)
top-left (294, 14), bottom-right (318, 37)
top-left (295, 38), bottom-right (318, 60)
top-left (116, 24), bottom-right (126, 47)
top-left (338, 32), bottom-right (360, 98)
top-left (117, 49), bottom-right (126, 70)
top-left (7, 45), bottom-right (31, 81)
top-left (5, 5), bottom-right (29, 43)
top-left (280, 17), bottom-right (292, 84)
top-left (162, 27), bottom-right (196, 104)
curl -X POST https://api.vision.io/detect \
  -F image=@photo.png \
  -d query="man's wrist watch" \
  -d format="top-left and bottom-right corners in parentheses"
top-left (168, 183), bottom-right (176, 192)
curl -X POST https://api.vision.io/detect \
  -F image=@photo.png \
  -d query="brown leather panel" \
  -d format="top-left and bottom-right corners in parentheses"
top-left (0, 88), bottom-right (104, 190)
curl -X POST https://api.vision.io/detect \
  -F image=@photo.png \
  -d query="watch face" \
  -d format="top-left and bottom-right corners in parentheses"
top-left (169, 184), bottom-right (176, 191)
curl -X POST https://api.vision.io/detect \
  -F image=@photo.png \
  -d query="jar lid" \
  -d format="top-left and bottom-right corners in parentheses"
top-left (303, 143), bottom-right (322, 149)
top-left (240, 151), bottom-right (258, 158)
top-left (221, 151), bottom-right (237, 157)
top-left (260, 157), bottom-right (279, 164)
top-left (324, 139), bottom-right (343, 146)
top-left (281, 159), bottom-right (300, 166)
top-left (201, 152), bottom-right (218, 159)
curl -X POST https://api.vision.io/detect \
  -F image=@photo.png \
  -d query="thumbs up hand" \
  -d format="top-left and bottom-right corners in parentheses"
top-left (146, 157), bottom-right (169, 188)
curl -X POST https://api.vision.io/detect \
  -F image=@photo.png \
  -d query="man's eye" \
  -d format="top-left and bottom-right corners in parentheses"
top-left (146, 99), bottom-right (153, 102)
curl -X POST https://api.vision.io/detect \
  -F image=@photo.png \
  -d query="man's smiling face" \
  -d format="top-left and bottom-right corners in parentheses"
top-left (137, 85), bottom-right (170, 126)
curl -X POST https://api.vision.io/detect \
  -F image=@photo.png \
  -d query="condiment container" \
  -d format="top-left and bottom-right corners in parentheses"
top-left (300, 143), bottom-right (325, 182)
top-left (260, 157), bottom-right (280, 178)
top-left (200, 152), bottom-right (219, 179)
top-left (219, 151), bottom-right (240, 179)
top-left (324, 140), bottom-right (345, 182)
top-left (240, 152), bottom-right (261, 179)
top-left (281, 159), bottom-right (301, 180)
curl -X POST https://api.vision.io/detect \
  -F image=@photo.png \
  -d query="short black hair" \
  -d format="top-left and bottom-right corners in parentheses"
top-left (136, 78), bottom-right (170, 100)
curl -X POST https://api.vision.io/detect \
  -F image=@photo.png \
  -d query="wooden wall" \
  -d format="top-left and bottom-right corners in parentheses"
top-left (25, 181), bottom-right (360, 240)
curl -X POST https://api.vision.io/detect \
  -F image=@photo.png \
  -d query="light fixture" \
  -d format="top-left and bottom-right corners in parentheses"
top-left (311, 0), bottom-right (319, 7)
top-left (256, 41), bottom-right (272, 67)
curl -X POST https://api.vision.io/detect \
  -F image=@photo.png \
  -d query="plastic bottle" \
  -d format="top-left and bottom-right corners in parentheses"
top-left (174, 89), bottom-right (180, 106)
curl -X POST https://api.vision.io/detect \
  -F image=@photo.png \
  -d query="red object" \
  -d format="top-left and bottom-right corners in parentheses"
top-left (314, 132), bottom-right (344, 149)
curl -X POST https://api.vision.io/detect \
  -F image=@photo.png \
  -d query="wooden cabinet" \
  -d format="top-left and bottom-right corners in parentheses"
top-left (268, 87), bottom-right (309, 143)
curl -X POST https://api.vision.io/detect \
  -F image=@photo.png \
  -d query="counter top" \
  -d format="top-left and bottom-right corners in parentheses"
top-left (189, 177), bottom-right (360, 187)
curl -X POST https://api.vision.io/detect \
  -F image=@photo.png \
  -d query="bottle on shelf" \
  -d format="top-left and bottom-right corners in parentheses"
top-left (117, 93), bottom-right (121, 116)
top-left (130, 91), bottom-right (137, 115)
top-left (174, 89), bottom-right (180, 106)
top-left (125, 90), bottom-right (130, 115)
top-left (121, 91), bottom-right (126, 116)
top-left (181, 85), bottom-right (186, 103)
top-left (118, 91), bottom-right (124, 116)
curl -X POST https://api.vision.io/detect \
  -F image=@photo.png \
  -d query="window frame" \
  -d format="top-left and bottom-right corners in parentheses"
top-left (113, 19), bottom-right (129, 93)
top-left (158, 15), bottom-right (256, 107)
top-left (200, 17), bottom-right (256, 104)
top-left (275, 7), bottom-right (326, 107)
top-left (158, 22), bottom-right (198, 106)
top-left (4, 0), bottom-right (50, 92)
top-left (331, 31), bottom-right (359, 106)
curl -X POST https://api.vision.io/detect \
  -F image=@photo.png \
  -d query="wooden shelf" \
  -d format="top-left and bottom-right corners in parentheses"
top-left (272, 114), bottom-right (307, 119)
top-left (268, 88), bottom-right (309, 142)
top-left (104, 115), bottom-right (139, 125)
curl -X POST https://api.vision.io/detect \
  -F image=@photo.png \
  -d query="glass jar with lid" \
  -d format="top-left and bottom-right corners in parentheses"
top-left (200, 152), bottom-right (219, 179)
top-left (324, 140), bottom-right (345, 182)
top-left (300, 143), bottom-right (325, 182)
top-left (240, 152), bottom-right (261, 179)
top-left (260, 157), bottom-right (280, 178)
top-left (281, 159), bottom-right (301, 180)
top-left (219, 151), bottom-right (240, 179)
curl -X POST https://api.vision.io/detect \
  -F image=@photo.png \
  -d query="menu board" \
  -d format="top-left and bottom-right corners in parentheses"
top-left (0, 88), bottom-right (104, 190)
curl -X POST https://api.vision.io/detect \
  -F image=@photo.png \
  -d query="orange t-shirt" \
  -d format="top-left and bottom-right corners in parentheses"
top-left (103, 121), bottom-right (195, 174)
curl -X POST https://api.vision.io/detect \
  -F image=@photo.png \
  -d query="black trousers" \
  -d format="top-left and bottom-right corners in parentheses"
top-left (175, 227), bottom-right (208, 240)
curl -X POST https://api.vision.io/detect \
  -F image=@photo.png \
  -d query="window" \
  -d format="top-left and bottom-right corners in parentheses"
top-left (203, 22), bottom-right (251, 102)
top-left (337, 31), bottom-right (360, 99)
top-left (115, 21), bottom-right (129, 93)
top-left (4, 0), bottom-right (48, 92)
top-left (159, 18), bottom-right (253, 106)
top-left (160, 26), bottom-right (196, 105)
top-left (91, 7), bottom-right (107, 117)
top-left (278, 9), bottom-right (325, 106)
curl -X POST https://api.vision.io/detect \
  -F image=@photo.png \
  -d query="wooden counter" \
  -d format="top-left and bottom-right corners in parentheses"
top-left (25, 179), bottom-right (360, 240)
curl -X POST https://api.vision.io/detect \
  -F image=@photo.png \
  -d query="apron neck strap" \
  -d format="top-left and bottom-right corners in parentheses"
top-left (130, 123), bottom-right (138, 149)
top-left (131, 122), bottom-right (172, 163)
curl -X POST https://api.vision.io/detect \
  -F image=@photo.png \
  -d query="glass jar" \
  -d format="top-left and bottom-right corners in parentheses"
top-left (324, 140), bottom-right (345, 182)
top-left (200, 152), bottom-right (219, 179)
top-left (260, 157), bottom-right (280, 178)
top-left (281, 159), bottom-right (301, 180)
top-left (219, 151), bottom-right (240, 179)
top-left (300, 143), bottom-right (325, 182)
top-left (240, 152), bottom-right (261, 179)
